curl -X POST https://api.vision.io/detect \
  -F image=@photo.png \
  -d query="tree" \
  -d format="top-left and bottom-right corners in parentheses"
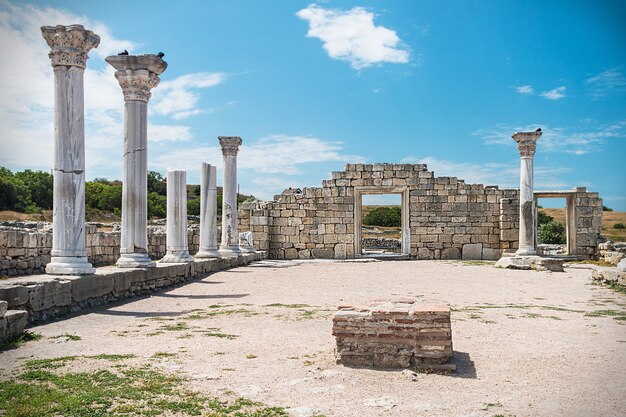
top-left (187, 197), bottom-right (200, 216)
top-left (147, 192), bottom-right (166, 218)
top-left (538, 210), bottom-right (554, 227)
top-left (363, 206), bottom-right (401, 227)
top-left (0, 168), bottom-right (32, 212)
top-left (147, 171), bottom-right (167, 196)
top-left (14, 169), bottom-right (53, 210)
top-left (538, 220), bottom-right (566, 244)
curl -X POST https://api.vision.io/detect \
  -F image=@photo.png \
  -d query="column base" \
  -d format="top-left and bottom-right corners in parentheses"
top-left (218, 246), bottom-right (242, 258)
top-left (194, 249), bottom-right (221, 259)
top-left (46, 256), bottom-right (95, 275)
top-left (240, 245), bottom-right (256, 254)
top-left (515, 248), bottom-right (537, 256)
top-left (116, 253), bottom-right (156, 268)
top-left (160, 251), bottom-right (194, 264)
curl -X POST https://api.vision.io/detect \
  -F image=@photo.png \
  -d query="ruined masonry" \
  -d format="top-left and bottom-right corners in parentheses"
top-left (332, 299), bottom-right (454, 370)
top-left (240, 163), bottom-right (602, 261)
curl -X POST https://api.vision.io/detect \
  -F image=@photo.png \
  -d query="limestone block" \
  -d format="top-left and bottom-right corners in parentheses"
top-left (4, 310), bottom-right (28, 341)
top-left (67, 274), bottom-right (114, 302)
top-left (618, 258), bottom-right (626, 273)
top-left (27, 280), bottom-right (71, 311)
top-left (0, 300), bottom-right (7, 318)
top-left (0, 317), bottom-right (5, 341)
top-left (441, 247), bottom-right (461, 260)
top-left (417, 247), bottom-right (433, 260)
top-left (0, 285), bottom-right (29, 308)
top-left (335, 243), bottom-right (346, 259)
top-left (462, 243), bottom-right (483, 260)
top-left (482, 248), bottom-right (502, 261)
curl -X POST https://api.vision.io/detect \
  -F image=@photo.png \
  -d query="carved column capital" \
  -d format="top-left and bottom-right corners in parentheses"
top-left (41, 25), bottom-right (100, 69)
top-left (219, 136), bottom-right (243, 156)
top-left (512, 130), bottom-right (542, 157)
top-left (114, 69), bottom-right (160, 102)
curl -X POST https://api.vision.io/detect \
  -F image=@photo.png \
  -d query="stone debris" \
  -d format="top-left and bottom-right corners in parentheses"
top-left (0, 301), bottom-right (28, 343)
top-left (287, 406), bottom-right (321, 417)
top-left (495, 255), bottom-right (565, 272)
top-left (332, 298), bottom-right (455, 371)
top-left (363, 396), bottom-right (398, 410)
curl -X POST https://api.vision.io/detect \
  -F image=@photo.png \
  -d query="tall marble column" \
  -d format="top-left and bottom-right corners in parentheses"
top-left (41, 25), bottom-right (99, 275)
top-left (513, 129), bottom-right (542, 256)
top-left (105, 55), bottom-right (167, 268)
top-left (218, 136), bottom-right (243, 257)
top-left (195, 163), bottom-right (220, 258)
top-left (160, 169), bottom-right (193, 263)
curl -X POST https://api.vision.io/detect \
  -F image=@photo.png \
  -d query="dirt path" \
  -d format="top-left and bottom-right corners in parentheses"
top-left (1, 260), bottom-right (625, 417)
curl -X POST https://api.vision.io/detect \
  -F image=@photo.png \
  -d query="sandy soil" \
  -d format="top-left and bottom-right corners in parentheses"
top-left (1, 260), bottom-right (625, 417)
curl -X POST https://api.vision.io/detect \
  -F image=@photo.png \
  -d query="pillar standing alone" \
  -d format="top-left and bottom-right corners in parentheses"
top-left (218, 136), bottom-right (243, 257)
top-left (105, 54), bottom-right (167, 268)
top-left (195, 163), bottom-right (220, 258)
top-left (41, 25), bottom-right (99, 275)
top-left (160, 170), bottom-right (193, 263)
top-left (512, 129), bottom-right (542, 256)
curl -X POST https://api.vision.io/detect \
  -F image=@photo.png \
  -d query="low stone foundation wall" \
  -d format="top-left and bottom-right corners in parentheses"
top-left (598, 241), bottom-right (626, 266)
top-left (362, 237), bottom-right (401, 250)
top-left (0, 252), bottom-right (265, 324)
top-left (0, 300), bottom-right (29, 344)
top-left (0, 222), bottom-right (216, 277)
top-left (332, 298), bottom-right (454, 371)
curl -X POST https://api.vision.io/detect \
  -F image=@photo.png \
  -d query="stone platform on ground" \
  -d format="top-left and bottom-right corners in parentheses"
top-left (0, 300), bottom-right (29, 344)
top-left (495, 255), bottom-right (565, 272)
top-left (0, 252), bottom-right (265, 323)
top-left (332, 298), bottom-right (455, 371)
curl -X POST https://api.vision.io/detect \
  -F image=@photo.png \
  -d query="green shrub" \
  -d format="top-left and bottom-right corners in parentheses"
top-left (537, 210), bottom-right (554, 227)
top-left (613, 223), bottom-right (625, 230)
top-left (363, 206), bottom-right (401, 227)
top-left (147, 192), bottom-right (167, 218)
top-left (187, 197), bottom-right (200, 216)
top-left (603, 205), bottom-right (613, 212)
top-left (538, 220), bottom-right (566, 244)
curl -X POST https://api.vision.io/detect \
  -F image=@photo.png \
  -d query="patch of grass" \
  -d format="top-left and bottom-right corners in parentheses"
top-left (203, 332), bottom-right (238, 340)
top-left (264, 303), bottom-right (312, 308)
top-left (459, 260), bottom-right (495, 266)
top-left (159, 322), bottom-right (191, 331)
top-left (483, 402), bottom-right (503, 408)
top-left (222, 368), bottom-right (236, 372)
top-left (146, 331), bottom-right (164, 337)
top-left (0, 360), bottom-right (288, 416)
top-left (50, 333), bottom-right (81, 341)
top-left (0, 275), bottom-right (9, 280)
top-left (608, 281), bottom-right (626, 295)
top-left (584, 309), bottom-right (626, 321)
top-left (456, 304), bottom-right (585, 314)
top-left (246, 354), bottom-right (258, 359)
top-left (152, 352), bottom-right (177, 358)
top-left (303, 360), bottom-right (314, 366)
top-left (0, 331), bottom-right (42, 351)
top-left (566, 259), bottom-right (614, 267)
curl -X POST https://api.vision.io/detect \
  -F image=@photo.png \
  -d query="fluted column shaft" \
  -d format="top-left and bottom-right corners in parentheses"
top-left (513, 130), bottom-right (542, 256)
top-left (160, 169), bottom-right (193, 263)
top-left (218, 136), bottom-right (242, 257)
top-left (196, 163), bottom-right (220, 258)
top-left (42, 25), bottom-right (99, 275)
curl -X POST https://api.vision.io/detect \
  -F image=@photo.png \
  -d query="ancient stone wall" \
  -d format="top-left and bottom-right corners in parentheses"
top-left (0, 223), bottom-right (210, 277)
top-left (245, 163), bottom-right (601, 260)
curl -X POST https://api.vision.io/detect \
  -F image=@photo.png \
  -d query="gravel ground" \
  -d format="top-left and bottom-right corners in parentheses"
top-left (1, 259), bottom-right (625, 417)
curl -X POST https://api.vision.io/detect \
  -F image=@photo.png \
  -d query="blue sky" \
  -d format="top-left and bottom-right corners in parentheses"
top-left (0, 0), bottom-right (625, 209)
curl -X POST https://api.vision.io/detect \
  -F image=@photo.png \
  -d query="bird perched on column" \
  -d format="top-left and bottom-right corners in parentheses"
top-left (535, 128), bottom-right (542, 132)
top-left (157, 52), bottom-right (165, 58)
top-left (117, 50), bottom-right (128, 55)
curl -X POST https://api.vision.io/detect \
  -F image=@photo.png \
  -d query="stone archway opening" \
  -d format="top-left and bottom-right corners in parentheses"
top-left (354, 186), bottom-right (410, 259)
top-left (534, 193), bottom-right (576, 256)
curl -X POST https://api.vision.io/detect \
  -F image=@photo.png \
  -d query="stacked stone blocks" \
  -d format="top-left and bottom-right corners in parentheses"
top-left (332, 298), bottom-right (454, 370)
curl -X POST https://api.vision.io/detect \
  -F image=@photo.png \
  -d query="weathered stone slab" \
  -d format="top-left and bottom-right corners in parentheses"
top-left (27, 279), bottom-right (71, 311)
top-left (0, 300), bottom-right (7, 317)
top-left (0, 285), bottom-right (29, 308)
top-left (66, 274), bottom-right (114, 302)
top-left (462, 243), bottom-right (483, 260)
top-left (4, 310), bottom-right (28, 340)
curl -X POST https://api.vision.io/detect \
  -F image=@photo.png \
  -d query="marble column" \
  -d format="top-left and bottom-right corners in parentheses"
top-left (513, 129), bottom-right (542, 256)
top-left (105, 55), bottom-right (167, 268)
top-left (218, 136), bottom-right (243, 257)
top-left (160, 170), bottom-right (193, 263)
top-left (195, 163), bottom-right (220, 258)
top-left (41, 25), bottom-right (99, 275)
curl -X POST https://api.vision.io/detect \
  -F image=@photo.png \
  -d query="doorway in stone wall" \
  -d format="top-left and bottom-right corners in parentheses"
top-left (535, 193), bottom-right (575, 256)
top-left (354, 186), bottom-right (410, 258)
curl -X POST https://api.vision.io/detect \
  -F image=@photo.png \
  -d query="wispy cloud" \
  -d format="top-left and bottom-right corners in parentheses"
top-left (296, 3), bottom-right (410, 70)
top-left (152, 72), bottom-right (227, 120)
top-left (400, 156), bottom-right (571, 189)
top-left (540, 86), bottom-right (566, 100)
top-left (473, 121), bottom-right (626, 155)
top-left (586, 67), bottom-right (626, 98)
top-left (516, 85), bottom-right (534, 94)
top-left (152, 134), bottom-right (366, 175)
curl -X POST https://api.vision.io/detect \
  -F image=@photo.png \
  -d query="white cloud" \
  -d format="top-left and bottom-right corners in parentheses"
top-left (472, 121), bottom-right (626, 155)
top-left (0, 0), bottom-right (206, 178)
top-left (152, 134), bottom-right (366, 175)
top-left (400, 156), bottom-right (571, 189)
top-left (540, 86), bottom-right (566, 100)
top-left (152, 72), bottom-right (227, 120)
top-left (296, 3), bottom-right (410, 70)
top-left (586, 67), bottom-right (626, 98)
top-left (516, 85), bottom-right (534, 94)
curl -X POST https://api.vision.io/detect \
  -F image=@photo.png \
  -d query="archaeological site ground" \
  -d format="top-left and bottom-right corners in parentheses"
top-left (1, 15), bottom-right (626, 417)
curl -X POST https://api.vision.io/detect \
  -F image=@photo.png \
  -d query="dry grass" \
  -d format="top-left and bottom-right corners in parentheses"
top-left (0, 210), bottom-right (51, 222)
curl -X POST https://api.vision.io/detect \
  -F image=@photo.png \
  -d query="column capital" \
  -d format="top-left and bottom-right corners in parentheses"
top-left (113, 69), bottom-right (160, 102)
top-left (41, 25), bottom-right (100, 69)
top-left (512, 129), bottom-right (542, 157)
top-left (219, 136), bottom-right (243, 156)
